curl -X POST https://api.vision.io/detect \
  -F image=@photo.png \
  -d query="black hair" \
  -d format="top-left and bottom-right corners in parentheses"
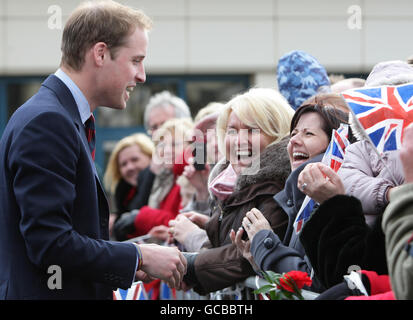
top-left (290, 93), bottom-right (350, 141)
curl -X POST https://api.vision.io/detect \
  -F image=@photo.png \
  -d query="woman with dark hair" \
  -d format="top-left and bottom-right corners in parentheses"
top-left (293, 63), bottom-right (412, 298)
top-left (290, 94), bottom-right (349, 139)
top-left (231, 93), bottom-right (351, 293)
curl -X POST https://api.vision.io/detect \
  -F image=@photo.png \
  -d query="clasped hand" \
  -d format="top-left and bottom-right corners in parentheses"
top-left (136, 244), bottom-right (187, 289)
top-left (297, 162), bottom-right (345, 204)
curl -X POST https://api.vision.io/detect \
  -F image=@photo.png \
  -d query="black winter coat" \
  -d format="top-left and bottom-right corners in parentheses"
top-left (250, 153), bottom-right (326, 293)
top-left (299, 194), bottom-right (388, 289)
top-left (114, 166), bottom-right (155, 217)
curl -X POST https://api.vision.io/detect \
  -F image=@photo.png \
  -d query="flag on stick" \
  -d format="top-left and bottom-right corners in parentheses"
top-left (342, 83), bottom-right (413, 154)
top-left (113, 281), bottom-right (148, 300)
top-left (293, 124), bottom-right (350, 234)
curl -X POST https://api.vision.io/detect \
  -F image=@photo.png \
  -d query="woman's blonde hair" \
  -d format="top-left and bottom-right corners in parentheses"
top-left (216, 87), bottom-right (294, 158)
top-left (194, 102), bottom-right (225, 123)
top-left (152, 117), bottom-right (194, 147)
top-left (104, 133), bottom-right (154, 194)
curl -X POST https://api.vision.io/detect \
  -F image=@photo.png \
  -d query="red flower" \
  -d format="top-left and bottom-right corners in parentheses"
top-left (277, 271), bottom-right (312, 293)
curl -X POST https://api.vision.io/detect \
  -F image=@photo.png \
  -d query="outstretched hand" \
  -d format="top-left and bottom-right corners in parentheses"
top-left (138, 243), bottom-right (187, 289)
top-left (181, 211), bottom-right (210, 229)
top-left (148, 225), bottom-right (170, 241)
top-left (297, 162), bottom-right (345, 204)
top-left (168, 214), bottom-right (200, 244)
top-left (230, 228), bottom-right (258, 270)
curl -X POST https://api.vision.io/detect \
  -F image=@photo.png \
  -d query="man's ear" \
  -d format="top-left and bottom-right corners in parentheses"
top-left (91, 42), bottom-right (108, 67)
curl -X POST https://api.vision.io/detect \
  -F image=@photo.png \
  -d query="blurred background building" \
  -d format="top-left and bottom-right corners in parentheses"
top-left (1, 0), bottom-right (412, 176)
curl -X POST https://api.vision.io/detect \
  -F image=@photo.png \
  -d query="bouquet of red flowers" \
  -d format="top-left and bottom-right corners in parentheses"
top-left (254, 270), bottom-right (312, 300)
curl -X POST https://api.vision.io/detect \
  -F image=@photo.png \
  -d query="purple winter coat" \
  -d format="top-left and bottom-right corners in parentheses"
top-left (338, 140), bottom-right (404, 225)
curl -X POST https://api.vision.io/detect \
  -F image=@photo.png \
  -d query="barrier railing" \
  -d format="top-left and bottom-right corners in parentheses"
top-left (241, 276), bottom-right (319, 300)
top-left (163, 276), bottom-right (319, 300)
top-left (122, 235), bottom-right (320, 300)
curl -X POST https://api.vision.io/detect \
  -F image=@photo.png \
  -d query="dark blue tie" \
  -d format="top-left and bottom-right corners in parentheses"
top-left (85, 114), bottom-right (96, 160)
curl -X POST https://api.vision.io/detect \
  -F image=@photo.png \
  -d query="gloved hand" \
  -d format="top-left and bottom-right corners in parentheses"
top-left (113, 209), bottom-right (139, 241)
top-left (182, 252), bottom-right (199, 286)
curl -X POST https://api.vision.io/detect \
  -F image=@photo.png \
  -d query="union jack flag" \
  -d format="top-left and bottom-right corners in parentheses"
top-left (322, 124), bottom-right (350, 172)
top-left (293, 196), bottom-right (316, 234)
top-left (342, 83), bottom-right (413, 153)
top-left (160, 280), bottom-right (177, 300)
top-left (113, 281), bottom-right (148, 300)
top-left (293, 124), bottom-right (350, 234)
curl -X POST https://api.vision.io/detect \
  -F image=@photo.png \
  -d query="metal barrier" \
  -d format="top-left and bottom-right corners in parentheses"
top-left (123, 235), bottom-right (320, 300)
top-left (241, 276), bottom-right (320, 300)
top-left (171, 276), bottom-right (319, 300)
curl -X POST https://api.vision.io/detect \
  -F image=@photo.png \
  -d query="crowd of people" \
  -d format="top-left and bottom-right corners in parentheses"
top-left (103, 50), bottom-right (413, 300)
top-left (1, 0), bottom-right (413, 300)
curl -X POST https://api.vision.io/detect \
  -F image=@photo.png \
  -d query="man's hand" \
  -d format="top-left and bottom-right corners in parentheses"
top-left (135, 270), bottom-right (156, 283)
top-left (139, 244), bottom-right (187, 289)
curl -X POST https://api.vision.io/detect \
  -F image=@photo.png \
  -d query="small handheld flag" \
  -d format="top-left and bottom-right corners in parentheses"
top-left (113, 281), bottom-right (148, 300)
top-left (293, 124), bottom-right (350, 234)
top-left (342, 83), bottom-right (413, 154)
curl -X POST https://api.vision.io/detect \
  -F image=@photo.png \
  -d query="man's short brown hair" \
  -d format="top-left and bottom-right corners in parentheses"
top-left (61, 0), bottom-right (152, 71)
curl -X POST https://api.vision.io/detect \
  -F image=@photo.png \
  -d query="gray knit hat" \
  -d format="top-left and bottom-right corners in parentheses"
top-left (407, 54), bottom-right (413, 66)
top-left (365, 60), bottom-right (413, 87)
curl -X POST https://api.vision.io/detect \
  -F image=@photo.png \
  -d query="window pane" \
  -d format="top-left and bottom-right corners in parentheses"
top-left (96, 82), bottom-right (179, 128)
top-left (103, 140), bottom-right (118, 173)
top-left (7, 82), bottom-right (42, 119)
top-left (186, 80), bottom-right (247, 117)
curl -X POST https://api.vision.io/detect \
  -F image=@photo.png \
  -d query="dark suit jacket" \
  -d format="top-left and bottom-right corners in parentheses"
top-left (0, 75), bottom-right (137, 299)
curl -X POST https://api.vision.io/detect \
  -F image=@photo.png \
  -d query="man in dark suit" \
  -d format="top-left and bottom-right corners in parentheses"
top-left (0, 1), bottom-right (186, 299)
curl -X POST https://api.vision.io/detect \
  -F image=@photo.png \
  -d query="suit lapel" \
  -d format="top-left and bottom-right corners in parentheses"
top-left (41, 75), bottom-right (109, 212)
top-left (42, 75), bottom-right (97, 173)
